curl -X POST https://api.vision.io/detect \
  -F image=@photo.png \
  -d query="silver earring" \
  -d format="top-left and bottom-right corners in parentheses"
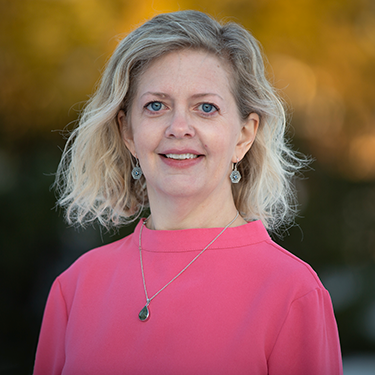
top-left (131, 158), bottom-right (143, 180)
top-left (230, 162), bottom-right (241, 183)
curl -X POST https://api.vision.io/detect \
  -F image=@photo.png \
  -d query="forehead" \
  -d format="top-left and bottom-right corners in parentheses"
top-left (135, 49), bottom-right (233, 96)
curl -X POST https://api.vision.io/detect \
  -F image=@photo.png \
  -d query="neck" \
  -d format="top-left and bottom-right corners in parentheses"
top-left (146, 190), bottom-right (245, 230)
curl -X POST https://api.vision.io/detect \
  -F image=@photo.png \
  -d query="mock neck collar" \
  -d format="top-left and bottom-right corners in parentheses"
top-left (132, 219), bottom-right (270, 253)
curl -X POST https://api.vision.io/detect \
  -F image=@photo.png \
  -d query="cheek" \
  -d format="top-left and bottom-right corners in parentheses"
top-left (208, 128), bottom-right (239, 154)
top-left (133, 135), bottom-right (149, 155)
top-left (205, 139), bottom-right (236, 164)
top-left (131, 121), bottom-right (149, 147)
top-left (133, 128), bottom-right (160, 161)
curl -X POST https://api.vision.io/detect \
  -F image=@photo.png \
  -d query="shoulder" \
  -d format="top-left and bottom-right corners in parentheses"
top-left (230, 221), bottom-right (326, 297)
top-left (256, 237), bottom-right (326, 298)
top-left (57, 230), bottom-right (136, 286)
top-left (266, 238), bottom-right (321, 281)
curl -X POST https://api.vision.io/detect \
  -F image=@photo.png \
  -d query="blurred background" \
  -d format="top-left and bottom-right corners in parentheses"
top-left (1, 0), bottom-right (374, 374)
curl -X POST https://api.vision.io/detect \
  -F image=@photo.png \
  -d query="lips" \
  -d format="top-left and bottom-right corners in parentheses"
top-left (165, 153), bottom-right (198, 160)
top-left (159, 148), bottom-right (204, 159)
top-left (159, 150), bottom-right (203, 168)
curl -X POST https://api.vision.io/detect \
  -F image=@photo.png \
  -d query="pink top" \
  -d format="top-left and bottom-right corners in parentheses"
top-left (34, 220), bottom-right (343, 375)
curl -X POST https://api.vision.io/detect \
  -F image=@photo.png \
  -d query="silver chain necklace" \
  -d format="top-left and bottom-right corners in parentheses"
top-left (138, 211), bottom-right (239, 321)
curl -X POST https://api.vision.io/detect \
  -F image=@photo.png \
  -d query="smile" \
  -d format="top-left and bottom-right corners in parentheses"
top-left (165, 153), bottom-right (199, 160)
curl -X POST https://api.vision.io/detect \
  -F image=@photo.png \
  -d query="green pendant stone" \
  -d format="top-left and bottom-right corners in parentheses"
top-left (139, 305), bottom-right (150, 321)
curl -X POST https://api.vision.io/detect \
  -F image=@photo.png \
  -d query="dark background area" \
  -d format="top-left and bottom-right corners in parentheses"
top-left (1, 0), bottom-right (375, 373)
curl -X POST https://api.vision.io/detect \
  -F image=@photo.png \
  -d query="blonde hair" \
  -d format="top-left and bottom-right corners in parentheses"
top-left (55, 10), bottom-right (308, 232)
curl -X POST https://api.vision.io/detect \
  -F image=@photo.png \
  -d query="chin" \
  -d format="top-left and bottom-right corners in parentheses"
top-left (150, 179), bottom-right (203, 199)
top-left (162, 185), bottom-right (201, 198)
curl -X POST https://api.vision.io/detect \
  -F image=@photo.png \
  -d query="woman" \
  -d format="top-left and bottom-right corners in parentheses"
top-left (34, 10), bottom-right (343, 374)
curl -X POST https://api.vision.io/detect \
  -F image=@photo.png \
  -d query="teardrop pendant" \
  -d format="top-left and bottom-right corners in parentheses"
top-left (139, 304), bottom-right (150, 321)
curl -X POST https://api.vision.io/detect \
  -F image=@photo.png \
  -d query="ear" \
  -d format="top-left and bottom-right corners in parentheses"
top-left (232, 112), bottom-right (259, 163)
top-left (117, 110), bottom-right (136, 156)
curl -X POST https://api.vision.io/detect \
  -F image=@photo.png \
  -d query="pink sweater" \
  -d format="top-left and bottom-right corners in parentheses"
top-left (34, 220), bottom-right (343, 374)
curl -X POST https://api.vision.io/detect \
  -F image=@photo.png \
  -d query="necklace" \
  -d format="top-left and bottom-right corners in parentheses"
top-left (138, 211), bottom-right (239, 321)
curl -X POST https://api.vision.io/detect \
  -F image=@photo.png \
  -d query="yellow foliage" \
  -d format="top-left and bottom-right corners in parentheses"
top-left (1, 0), bottom-right (374, 180)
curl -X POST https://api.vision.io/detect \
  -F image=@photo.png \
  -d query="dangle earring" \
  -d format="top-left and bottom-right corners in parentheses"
top-left (230, 160), bottom-right (241, 183)
top-left (131, 158), bottom-right (143, 180)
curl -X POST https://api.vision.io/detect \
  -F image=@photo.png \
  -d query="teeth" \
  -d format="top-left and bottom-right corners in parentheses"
top-left (165, 153), bottom-right (198, 160)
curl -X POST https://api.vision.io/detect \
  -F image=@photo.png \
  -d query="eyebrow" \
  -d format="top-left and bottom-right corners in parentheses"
top-left (140, 92), bottom-right (224, 101)
top-left (140, 92), bottom-right (169, 99)
top-left (191, 93), bottom-right (224, 101)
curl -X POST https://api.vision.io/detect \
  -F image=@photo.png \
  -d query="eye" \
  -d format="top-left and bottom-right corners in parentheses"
top-left (198, 103), bottom-right (218, 114)
top-left (145, 101), bottom-right (164, 112)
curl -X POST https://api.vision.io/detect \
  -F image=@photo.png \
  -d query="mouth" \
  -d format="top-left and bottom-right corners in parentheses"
top-left (164, 153), bottom-right (199, 160)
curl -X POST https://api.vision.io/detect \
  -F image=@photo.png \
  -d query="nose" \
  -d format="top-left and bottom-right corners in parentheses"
top-left (165, 110), bottom-right (195, 138)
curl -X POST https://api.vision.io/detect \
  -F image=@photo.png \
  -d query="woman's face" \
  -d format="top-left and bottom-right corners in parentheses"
top-left (120, 49), bottom-right (258, 206)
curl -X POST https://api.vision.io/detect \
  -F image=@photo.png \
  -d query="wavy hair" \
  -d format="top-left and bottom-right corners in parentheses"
top-left (54, 10), bottom-right (309, 232)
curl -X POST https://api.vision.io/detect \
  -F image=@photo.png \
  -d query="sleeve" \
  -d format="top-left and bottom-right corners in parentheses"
top-left (268, 287), bottom-right (343, 375)
top-left (33, 278), bottom-right (68, 375)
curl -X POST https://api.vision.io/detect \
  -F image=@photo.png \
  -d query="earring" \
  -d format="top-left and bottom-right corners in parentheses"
top-left (131, 158), bottom-right (143, 180)
top-left (230, 162), bottom-right (241, 183)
